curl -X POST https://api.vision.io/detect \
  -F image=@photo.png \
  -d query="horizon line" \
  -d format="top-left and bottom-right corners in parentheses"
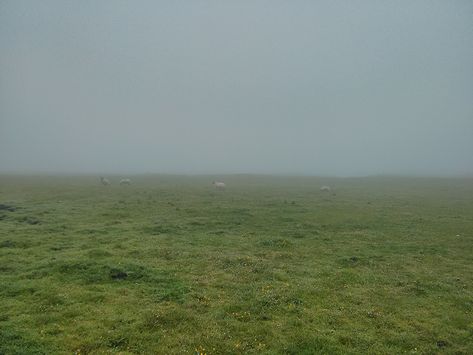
top-left (1, 171), bottom-right (472, 179)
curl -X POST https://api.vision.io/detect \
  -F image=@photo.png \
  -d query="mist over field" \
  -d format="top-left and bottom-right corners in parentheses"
top-left (1, 1), bottom-right (472, 176)
top-left (2, 3), bottom-right (473, 353)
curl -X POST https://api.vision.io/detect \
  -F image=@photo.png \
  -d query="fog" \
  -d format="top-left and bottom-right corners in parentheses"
top-left (1, 1), bottom-right (472, 176)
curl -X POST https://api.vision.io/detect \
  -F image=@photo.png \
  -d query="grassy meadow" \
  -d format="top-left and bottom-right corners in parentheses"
top-left (0, 175), bottom-right (472, 354)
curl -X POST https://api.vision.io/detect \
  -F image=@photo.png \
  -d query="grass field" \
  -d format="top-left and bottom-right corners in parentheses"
top-left (0, 175), bottom-right (472, 354)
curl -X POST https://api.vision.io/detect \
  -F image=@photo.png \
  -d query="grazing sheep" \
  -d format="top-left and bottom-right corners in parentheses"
top-left (212, 181), bottom-right (226, 190)
top-left (100, 177), bottom-right (110, 186)
top-left (119, 178), bottom-right (132, 185)
top-left (320, 185), bottom-right (331, 192)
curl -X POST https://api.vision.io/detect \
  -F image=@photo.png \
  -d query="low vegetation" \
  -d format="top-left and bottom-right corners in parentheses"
top-left (0, 175), bottom-right (472, 354)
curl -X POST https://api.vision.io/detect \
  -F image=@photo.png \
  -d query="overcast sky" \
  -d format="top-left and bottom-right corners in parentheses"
top-left (1, 1), bottom-right (472, 176)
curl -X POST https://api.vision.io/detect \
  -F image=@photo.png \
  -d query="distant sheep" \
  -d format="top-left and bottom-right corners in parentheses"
top-left (320, 185), bottom-right (331, 192)
top-left (212, 181), bottom-right (226, 190)
top-left (100, 177), bottom-right (110, 186)
top-left (120, 178), bottom-right (132, 185)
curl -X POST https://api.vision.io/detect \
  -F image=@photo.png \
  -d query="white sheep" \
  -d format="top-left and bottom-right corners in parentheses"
top-left (119, 178), bottom-right (132, 185)
top-left (212, 181), bottom-right (226, 190)
top-left (100, 177), bottom-right (110, 186)
top-left (320, 185), bottom-right (331, 192)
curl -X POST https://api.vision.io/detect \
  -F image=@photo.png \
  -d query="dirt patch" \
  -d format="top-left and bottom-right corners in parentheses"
top-left (19, 216), bottom-right (41, 225)
top-left (109, 269), bottom-right (128, 280)
top-left (0, 204), bottom-right (16, 212)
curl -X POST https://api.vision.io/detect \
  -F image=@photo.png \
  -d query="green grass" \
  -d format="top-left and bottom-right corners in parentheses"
top-left (0, 175), bottom-right (472, 354)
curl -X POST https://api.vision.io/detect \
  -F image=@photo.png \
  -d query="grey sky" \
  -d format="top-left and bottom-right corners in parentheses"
top-left (1, 1), bottom-right (472, 176)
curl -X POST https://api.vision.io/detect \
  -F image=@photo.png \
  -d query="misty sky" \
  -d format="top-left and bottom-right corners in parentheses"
top-left (1, 1), bottom-right (472, 176)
